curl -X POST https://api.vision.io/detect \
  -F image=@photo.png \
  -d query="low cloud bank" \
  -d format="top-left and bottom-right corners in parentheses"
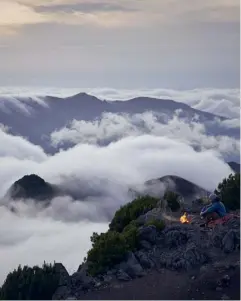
top-left (50, 112), bottom-right (240, 162)
top-left (0, 206), bottom-right (108, 285)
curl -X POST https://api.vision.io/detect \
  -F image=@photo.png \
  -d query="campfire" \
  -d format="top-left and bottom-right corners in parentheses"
top-left (180, 212), bottom-right (191, 224)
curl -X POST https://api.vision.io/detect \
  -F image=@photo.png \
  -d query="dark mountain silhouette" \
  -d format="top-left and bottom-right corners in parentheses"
top-left (141, 175), bottom-right (209, 202)
top-left (7, 174), bottom-right (58, 202)
top-left (227, 161), bottom-right (240, 173)
top-left (0, 93), bottom-right (239, 161)
top-left (6, 173), bottom-right (209, 207)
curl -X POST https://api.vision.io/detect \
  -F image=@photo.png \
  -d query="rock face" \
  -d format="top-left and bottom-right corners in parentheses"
top-left (118, 252), bottom-right (145, 278)
top-left (52, 213), bottom-right (240, 300)
top-left (71, 263), bottom-right (95, 292)
top-left (52, 263), bottom-right (71, 300)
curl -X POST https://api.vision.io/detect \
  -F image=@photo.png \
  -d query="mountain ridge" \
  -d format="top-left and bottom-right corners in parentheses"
top-left (0, 93), bottom-right (239, 162)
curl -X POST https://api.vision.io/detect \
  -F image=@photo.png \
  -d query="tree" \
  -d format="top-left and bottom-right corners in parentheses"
top-left (87, 231), bottom-right (129, 276)
top-left (109, 195), bottom-right (159, 232)
top-left (0, 263), bottom-right (59, 300)
top-left (164, 191), bottom-right (180, 211)
top-left (215, 173), bottom-right (240, 211)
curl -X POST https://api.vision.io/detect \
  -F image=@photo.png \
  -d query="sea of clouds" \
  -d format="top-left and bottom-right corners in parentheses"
top-left (0, 87), bottom-right (239, 285)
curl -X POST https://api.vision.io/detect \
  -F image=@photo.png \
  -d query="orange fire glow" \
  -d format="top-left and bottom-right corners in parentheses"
top-left (180, 212), bottom-right (190, 224)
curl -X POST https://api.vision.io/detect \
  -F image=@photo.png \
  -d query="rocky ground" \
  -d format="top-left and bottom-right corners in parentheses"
top-left (52, 206), bottom-right (240, 300)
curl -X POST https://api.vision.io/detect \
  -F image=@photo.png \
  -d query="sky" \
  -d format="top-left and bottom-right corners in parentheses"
top-left (0, 0), bottom-right (240, 88)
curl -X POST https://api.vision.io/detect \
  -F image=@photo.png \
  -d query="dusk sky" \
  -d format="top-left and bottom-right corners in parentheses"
top-left (0, 0), bottom-right (239, 88)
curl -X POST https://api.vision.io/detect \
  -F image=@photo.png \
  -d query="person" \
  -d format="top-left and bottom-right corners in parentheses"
top-left (200, 193), bottom-right (227, 222)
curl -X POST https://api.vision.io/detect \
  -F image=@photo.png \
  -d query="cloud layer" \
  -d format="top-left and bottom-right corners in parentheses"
top-left (50, 112), bottom-right (240, 161)
top-left (0, 125), bottom-right (235, 284)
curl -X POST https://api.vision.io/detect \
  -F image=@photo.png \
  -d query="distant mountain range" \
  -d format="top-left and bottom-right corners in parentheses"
top-left (0, 93), bottom-right (239, 157)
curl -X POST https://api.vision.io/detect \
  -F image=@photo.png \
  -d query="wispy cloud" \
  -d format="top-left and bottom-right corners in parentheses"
top-left (35, 2), bottom-right (138, 13)
top-left (50, 112), bottom-right (240, 160)
top-left (0, 0), bottom-right (239, 35)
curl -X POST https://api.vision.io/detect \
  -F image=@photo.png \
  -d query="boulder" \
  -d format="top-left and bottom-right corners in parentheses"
top-left (139, 240), bottom-right (152, 250)
top-left (119, 252), bottom-right (145, 278)
top-left (71, 263), bottom-right (95, 291)
top-left (222, 230), bottom-right (236, 253)
top-left (136, 207), bottom-right (165, 226)
top-left (137, 225), bottom-right (157, 244)
top-left (135, 250), bottom-right (155, 269)
top-left (116, 269), bottom-right (131, 281)
top-left (221, 294), bottom-right (230, 300)
top-left (102, 275), bottom-right (113, 283)
top-left (52, 286), bottom-right (72, 300)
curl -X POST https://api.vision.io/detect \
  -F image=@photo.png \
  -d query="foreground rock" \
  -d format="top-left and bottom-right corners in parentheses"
top-left (52, 213), bottom-right (240, 300)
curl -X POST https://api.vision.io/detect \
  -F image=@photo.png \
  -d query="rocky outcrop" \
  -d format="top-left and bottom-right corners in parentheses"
top-left (52, 263), bottom-right (71, 300)
top-left (52, 213), bottom-right (240, 300)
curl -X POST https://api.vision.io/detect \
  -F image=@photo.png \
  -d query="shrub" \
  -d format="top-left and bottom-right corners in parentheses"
top-left (122, 223), bottom-right (139, 250)
top-left (215, 173), bottom-right (240, 211)
top-left (87, 231), bottom-right (129, 276)
top-left (0, 262), bottom-right (59, 300)
top-left (90, 232), bottom-right (102, 245)
top-left (164, 191), bottom-right (180, 211)
top-left (109, 195), bottom-right (159, 232)
top-left (145, 219), bottom-right (165, 231)
top-left (87, 223), bottom-right (140, 276)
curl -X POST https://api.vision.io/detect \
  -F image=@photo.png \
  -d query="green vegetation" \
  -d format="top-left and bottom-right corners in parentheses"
top-left (87, 230), bottom-right (129, 275)
top-left (87, 195), bottom-right (166, 276)
top-left (109, 195), bottom-right (159, 232)
top-left (0, 263), bottom-right (59, 300)
top-left (164, 191), bottom-right (180, 211)
top-left (122, 223), bottom-right (139, 250)
top-left (215, 173), bottom-right (240, 211)
top-left (87, 223), bottom-right (140, 275)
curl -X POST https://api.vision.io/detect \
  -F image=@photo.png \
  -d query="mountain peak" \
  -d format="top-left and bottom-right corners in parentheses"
top-left (9, 174), bottom-right (56, 201)
top-left (65, 92), bottom-right (100, 102)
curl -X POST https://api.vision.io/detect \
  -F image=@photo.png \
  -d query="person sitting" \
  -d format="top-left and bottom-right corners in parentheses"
top-left (200, 193), bottom-right (227, 222)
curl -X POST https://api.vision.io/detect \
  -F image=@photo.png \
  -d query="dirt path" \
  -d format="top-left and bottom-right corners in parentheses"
top-left (77, 262), bottom-right (240, 300)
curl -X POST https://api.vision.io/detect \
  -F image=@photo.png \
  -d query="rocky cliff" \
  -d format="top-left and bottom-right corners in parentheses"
top-left (52, 202), bottom-right (240, 300)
